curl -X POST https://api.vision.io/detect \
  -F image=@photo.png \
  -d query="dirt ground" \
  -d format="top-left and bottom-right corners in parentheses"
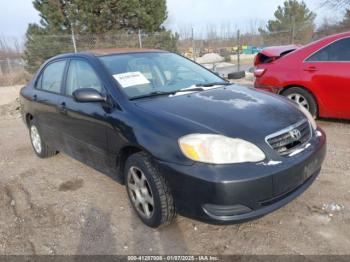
top-left (0, 85), bottom-right (349, 255)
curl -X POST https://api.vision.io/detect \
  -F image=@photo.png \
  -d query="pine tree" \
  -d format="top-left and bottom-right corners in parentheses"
top-left (259, 0), bottom-right (316, 45)
top-left (24, 0), bottom-right (177, 72)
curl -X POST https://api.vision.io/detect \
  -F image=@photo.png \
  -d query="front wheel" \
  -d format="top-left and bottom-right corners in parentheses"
top-left (125, 152), bottom-right (176, 228)
top-left (282, 87), bottom-right (318, 118)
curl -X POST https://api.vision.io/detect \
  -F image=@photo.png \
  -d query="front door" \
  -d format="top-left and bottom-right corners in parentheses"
top-left (59, 58), bottom-right (112, 173)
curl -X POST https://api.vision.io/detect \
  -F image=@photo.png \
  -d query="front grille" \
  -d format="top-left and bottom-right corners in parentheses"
top-left (266, 119), bottom-right (312, 156)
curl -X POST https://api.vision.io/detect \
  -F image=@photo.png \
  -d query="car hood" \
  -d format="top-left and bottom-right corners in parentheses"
top-left (134, 85), bottom-right (305, 143)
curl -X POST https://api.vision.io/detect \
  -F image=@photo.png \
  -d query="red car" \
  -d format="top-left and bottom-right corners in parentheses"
top-left (254, 32), bottom-right (350, 120)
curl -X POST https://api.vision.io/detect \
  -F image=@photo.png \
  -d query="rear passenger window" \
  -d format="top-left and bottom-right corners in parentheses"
top-left (66, 60), bottom-right (102, 96)
top-left (40, 60), bottom-right (66, 93)
top-left (307, 38), bottom-right (350, 62)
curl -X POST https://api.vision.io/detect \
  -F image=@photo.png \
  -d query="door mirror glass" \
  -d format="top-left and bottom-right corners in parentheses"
top-left (73, 88), bottom-right (106, 103)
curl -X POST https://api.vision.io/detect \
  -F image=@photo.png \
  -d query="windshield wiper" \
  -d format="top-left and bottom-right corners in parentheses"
top-left (130, 91), bottom-right (176, 100)
top-left (195, 82), bottom-right (231, 87)
top-left (131, 87), bottom-right (206, 100)
top-left (177, 87), bottom-right (205, 92)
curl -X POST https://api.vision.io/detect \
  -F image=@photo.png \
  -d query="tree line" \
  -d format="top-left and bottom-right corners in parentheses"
top-left (260, 0), bottom-right (350, 45)
top-left (24, 0), bottom-right (350, 72)
top-left (24, 0), bottom-right (178, 72)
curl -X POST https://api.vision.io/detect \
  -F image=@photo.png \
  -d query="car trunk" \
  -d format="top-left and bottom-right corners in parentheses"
top-left (254, 45), bottom-right (301, 66)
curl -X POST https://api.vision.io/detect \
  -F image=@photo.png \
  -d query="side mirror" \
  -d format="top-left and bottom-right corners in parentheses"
top-left (73, 88), bottom-right (106, 103)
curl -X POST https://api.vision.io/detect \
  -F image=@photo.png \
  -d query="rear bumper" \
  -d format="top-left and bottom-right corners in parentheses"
top-left (157, 128), bottom-right (326, 224)
top-left (254, 81), bottom-right (281, 94)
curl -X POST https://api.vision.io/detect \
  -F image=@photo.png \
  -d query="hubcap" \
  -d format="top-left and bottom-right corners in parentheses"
top-left (30, 125), bottom-right (42, 154)
top-left (287, 93), bottom-right (309, 110)
top-left (127, 166), bottom-right (154, 219)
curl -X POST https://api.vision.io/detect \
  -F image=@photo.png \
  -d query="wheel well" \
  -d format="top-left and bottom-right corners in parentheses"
top-left (25, 113), bottom-right (34, 127)
top-left (117, 146), bottom-right (143, 184)
top-left (280, 85), bottom-right (314, 98)
top-left (280, 85), bottom-right (319, 112)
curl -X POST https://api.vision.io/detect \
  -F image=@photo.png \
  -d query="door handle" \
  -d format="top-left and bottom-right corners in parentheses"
top-left (303, 66), bottom-right (318, 72)
top-left (58, 102), bottom-right (67, 114)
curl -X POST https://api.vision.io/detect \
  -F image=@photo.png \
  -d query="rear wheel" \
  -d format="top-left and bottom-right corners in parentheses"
top-left (282, 87), bottom-right (318, 118)
top-left (29, 120), bottom-right (57, 158)
top-left (125, 152), bottom-right (176, 228)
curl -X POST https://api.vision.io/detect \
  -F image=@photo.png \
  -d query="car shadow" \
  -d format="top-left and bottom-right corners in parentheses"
top-left (129, 210), bottom-right (189, 254)
top-left (156, 219), bottom-right (189, 254)
top-left (317, 118), bottom-right (350, 124)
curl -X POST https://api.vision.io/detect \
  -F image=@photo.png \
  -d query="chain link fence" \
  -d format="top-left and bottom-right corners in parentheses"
top-left (0, 27), bottom-right (329, 86)
top-left (0, 58), bottom-right (28, 87)
top-left (0, 32), bottom-right (179, 86)
top-left (0, 32), bottom-right (284, 87)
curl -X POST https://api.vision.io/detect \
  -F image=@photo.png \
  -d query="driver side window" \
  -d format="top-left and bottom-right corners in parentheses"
top-left (66, 59), bottom-right (103, 96)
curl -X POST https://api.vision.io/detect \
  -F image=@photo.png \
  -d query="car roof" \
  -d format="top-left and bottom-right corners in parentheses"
top-left (296, 31), bottom-right (350, 52)
top-left (87, 48), bottom-right (167, 56)
top-left (50, 48), bottom-right (167, 61)
top-left (323, 31), bottom-right (350, 40)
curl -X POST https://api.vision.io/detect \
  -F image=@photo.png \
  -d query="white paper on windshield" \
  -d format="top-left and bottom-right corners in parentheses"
top-left (113, 72), bottom-right (150, 88)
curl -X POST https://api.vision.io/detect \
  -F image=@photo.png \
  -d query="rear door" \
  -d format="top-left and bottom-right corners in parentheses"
top-left (303, 37), bottom-right (350, 119)
top-left (59, 58), bottom-right (113, 173)
top-left (32, 59), bottom-right (67, 149)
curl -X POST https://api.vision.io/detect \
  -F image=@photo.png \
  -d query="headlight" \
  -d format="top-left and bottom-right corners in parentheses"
top-left (178, 134), bottom-right (265, 164)
top-left (298, 104), bottom-right (317, 130)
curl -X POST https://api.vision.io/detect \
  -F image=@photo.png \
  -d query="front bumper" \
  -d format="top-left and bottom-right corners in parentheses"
top-left (157, 128), bottom-right (326, 224)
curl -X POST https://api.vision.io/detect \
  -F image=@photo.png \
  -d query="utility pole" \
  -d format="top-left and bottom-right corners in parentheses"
top-left (291, 16), bottom-right (296, 44)
top-left (237, 29), bottom-right (240, 72)
top-left (138, 28), bottom-right (143, 48)
top-left (192, 26), bottom-right (195, 60)
top-left (7, 58), bottom-right (12, 73)
top-left (70, 23), bottom-right (77, 53)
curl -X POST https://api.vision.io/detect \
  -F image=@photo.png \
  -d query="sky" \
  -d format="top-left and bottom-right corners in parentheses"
top-left (0, 0), bottom-right (40, 37)
top-left (0, 0), bottom-right (335, 38)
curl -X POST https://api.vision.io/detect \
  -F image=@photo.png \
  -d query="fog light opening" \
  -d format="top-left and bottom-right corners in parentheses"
top-left (203, 204), bottom-right (252, 218)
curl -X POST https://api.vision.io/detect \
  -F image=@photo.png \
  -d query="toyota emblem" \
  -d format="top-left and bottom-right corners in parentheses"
top-left (289, 129), bottom-right (302, 140)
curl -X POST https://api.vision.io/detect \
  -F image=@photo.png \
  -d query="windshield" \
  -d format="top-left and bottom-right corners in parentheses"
top-left (99, 52), bottom-right (225, 99)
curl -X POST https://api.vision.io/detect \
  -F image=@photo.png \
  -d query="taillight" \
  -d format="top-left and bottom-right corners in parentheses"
top-left (254, 54), bottom-right (261, 66)
top-left (254, 68), bottom-right (266, 77)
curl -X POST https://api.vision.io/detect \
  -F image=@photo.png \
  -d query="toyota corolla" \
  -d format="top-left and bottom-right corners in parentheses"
top-left (20, 49), bottom-right (326, 228)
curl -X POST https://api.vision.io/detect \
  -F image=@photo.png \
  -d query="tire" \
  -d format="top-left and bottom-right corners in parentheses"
top-left (124, 152), bottom-right (176, 228)
top-left (282, 87), bottom-right (318, 118)
top-left (29, 120), bottom-right (57, 158)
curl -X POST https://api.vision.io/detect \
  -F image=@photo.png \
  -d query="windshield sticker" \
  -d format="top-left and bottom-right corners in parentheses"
top-left (113, 72), bottom-right (150, 88)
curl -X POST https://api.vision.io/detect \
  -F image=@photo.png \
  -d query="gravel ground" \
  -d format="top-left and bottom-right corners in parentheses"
top-left (0, 85), bottom-right (349, 255)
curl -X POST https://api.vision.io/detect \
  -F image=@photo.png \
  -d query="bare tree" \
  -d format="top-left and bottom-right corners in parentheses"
top-left (206, 23), bottom-right (219, 40)
top-left (315, 17), bottom-right (345, 38)
top-left (0, 36), bottom-right (23, 60)
top-left (322, 0), bottom-right (350, 9)
top-left (178, 24), bottom-right (193, 40)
